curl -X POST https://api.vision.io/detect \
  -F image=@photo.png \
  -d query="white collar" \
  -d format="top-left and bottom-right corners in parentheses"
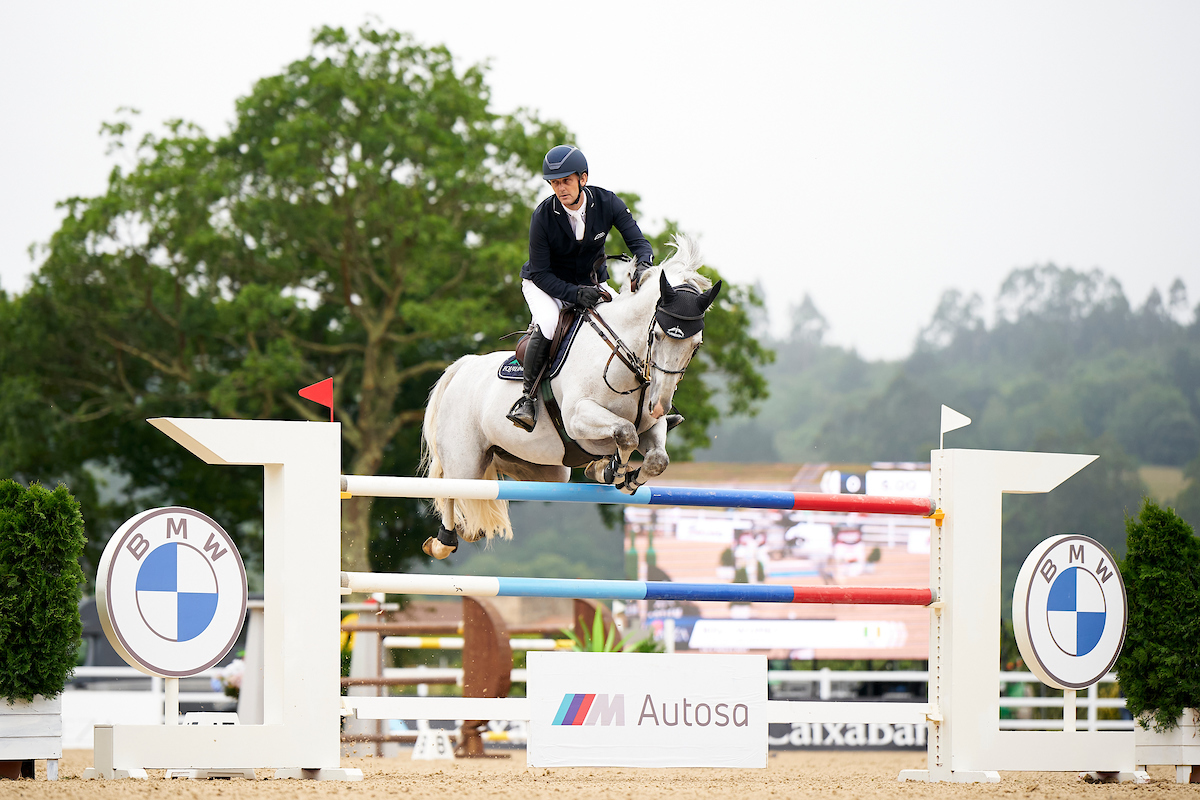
top-left (561, 186), bottom-right (588, 217)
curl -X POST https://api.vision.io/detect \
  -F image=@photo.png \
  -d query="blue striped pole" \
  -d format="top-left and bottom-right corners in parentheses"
top-left (340, 475), bottom-right (937, 517)
top-left (341, 572), bottom-right (936, 606)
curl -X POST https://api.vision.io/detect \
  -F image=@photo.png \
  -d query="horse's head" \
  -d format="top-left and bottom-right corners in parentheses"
top-left (646, 267), bottom-right (721, 420)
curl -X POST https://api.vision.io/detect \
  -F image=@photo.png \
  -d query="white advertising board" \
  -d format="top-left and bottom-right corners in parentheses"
top-left (96, 507), bottom-right (247, 677)
top-left (687, 619), bottom-right (908, 650)
top-left (527, 652), bottom-right (766, 768)
top-left (1012, 534), bottom-right (1127, 690)
top-left (865, 470), bottom-right (932, 498)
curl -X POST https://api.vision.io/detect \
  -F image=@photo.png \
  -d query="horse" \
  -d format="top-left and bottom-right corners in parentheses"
top-left (418, 236), bottom-right (722, 559)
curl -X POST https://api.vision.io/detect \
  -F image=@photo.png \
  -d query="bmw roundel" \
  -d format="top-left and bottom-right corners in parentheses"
top-left (96, 507), bottom-right (247, 677)
top-left (1012, 534), bottom-right (1126, 690)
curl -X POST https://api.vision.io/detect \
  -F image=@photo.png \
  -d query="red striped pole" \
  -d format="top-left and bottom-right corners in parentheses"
top-left (790, 586), bottom-right (935, 606)
top-left (790, 492), bottom-right (936, 516)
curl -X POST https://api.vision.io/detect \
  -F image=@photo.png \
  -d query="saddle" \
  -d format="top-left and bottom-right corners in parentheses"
top-left (497, 306), bottom-right (585, 383)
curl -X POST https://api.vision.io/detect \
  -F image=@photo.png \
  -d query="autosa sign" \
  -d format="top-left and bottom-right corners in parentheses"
top-left (528, 652), bottom-right (766, 768)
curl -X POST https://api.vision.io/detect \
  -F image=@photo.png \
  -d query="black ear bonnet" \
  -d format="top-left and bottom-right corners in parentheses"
top-left (654, 272), bottom-right (723, 339)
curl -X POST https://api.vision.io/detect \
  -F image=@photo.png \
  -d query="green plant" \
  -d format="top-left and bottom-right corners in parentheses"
top-left (867, 546), bottom-right (882, 564)
top-left (0, 481), bottom-right (86, 702)
top-left (719, 548), bottom-right (735, 567)
top-left (562, 608), bottom-right (626, 653)
top-left (1115, 499), bottom-right (1200, 732)
top-left (627, 634), bottom-right (666, 654)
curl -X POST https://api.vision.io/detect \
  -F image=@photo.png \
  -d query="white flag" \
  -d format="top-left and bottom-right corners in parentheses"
top-left (940, 405), bottom-right (971, 448)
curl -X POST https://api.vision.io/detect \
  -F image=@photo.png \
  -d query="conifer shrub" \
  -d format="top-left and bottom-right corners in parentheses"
top-left (1115, 499), bottom-right (1200, 732)
top-left (0, 480), bottom-right (86, 702)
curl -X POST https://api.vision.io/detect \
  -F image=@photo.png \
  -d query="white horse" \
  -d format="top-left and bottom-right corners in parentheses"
top-left (418, 236), bottom-right (722, 559)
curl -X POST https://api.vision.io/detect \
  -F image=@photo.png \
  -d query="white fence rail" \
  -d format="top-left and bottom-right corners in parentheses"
top-left (65, 664), bottom-right (1132, 735)
top-left (767, 668), bottom-right (1131, 732)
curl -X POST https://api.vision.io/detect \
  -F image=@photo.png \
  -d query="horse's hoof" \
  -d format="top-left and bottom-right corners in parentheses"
top-left (422, 537), bottom-right (457, 560)
top-left (602, 454), bottom-right (621, 485)
top-left (618, 468), bottom-right (642, 495)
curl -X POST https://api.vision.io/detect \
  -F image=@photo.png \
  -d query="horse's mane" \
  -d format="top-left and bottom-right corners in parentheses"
top-left (660, 235), bottom-right (713, 292)
top-left (611, 234), bottom-right (712, 294)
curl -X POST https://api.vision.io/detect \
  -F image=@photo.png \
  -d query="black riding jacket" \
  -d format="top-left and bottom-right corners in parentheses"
top-left (520, 186), bottom-right (654, 304)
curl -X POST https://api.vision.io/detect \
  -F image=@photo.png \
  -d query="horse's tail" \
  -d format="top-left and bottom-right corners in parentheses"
top-left (419, 357), bottom-right (513, 542)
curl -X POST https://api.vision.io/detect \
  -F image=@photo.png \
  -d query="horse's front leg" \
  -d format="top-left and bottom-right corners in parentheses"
top-left (617, 418), bottom-right (670, 494)
top-left (567, 399), bottom-right (639, 486)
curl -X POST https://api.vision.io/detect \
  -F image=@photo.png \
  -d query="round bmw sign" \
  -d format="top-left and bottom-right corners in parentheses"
top-left (96, 507), bottom-right (247, 677)
top-left (1012, 534), bottom-right (1126, 690)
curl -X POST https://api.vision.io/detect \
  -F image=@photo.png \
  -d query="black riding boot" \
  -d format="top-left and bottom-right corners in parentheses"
top-left (506, 329), bottom-right (550, 432)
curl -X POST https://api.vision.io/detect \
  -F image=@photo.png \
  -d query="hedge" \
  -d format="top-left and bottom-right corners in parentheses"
top-left (1115, 499), bottom-right (1200, 732)
top-left (0, 480), bottom-right (86, 702)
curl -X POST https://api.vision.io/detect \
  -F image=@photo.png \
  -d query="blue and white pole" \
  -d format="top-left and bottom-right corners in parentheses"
top-left (340, 475), bottom-right (936, 517)
top-left (340, 571), bottom-right (935, 606)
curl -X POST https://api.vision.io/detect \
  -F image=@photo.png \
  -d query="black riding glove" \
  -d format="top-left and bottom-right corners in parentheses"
top-left (575, 286), bottom-right (603, 309)
top-left (632, 260), bottom-right (653, 290)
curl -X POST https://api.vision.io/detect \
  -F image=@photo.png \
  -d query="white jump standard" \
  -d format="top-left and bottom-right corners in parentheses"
top-left (84, 416), bottom-right (1135, 781)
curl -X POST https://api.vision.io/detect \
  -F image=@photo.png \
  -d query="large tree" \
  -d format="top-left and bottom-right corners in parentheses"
top-left (0, 25), bottom-right (769, 580)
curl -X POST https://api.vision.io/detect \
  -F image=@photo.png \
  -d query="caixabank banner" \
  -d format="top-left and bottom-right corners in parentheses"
top-left (527, 652), bottom-right (766, 768)
top-left (767, 721), bottom-right (926, 750)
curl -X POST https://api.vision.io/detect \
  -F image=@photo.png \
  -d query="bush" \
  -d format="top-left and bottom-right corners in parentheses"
top-left (1115, 499), bottom-right (1200, 732)
top-left (0, 481), bottom-right (86, 702)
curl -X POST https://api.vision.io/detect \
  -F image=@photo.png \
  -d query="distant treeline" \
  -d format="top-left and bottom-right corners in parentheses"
top-left (701, 264), bottom-right (1200, 608)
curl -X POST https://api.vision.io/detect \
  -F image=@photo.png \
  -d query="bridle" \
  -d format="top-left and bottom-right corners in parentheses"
top-left (580, 285), bottom-right (704, 428)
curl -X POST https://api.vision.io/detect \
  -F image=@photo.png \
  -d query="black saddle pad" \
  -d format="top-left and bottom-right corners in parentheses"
top-left (498, 314), bottom-right (585, 381)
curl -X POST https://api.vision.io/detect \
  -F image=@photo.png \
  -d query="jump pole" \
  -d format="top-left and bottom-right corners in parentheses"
top-left (340, 475), bottom-right (937, 517)
top-left (340, 572), bottom-right (936, 606)
top-left (83, 416), bottom-right (1136, 783)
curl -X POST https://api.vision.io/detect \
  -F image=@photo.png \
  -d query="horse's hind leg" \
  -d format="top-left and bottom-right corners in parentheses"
top-left (425, 427), bottom-right (512, 559)
top-left (423, 498), bottom-right (459, 560)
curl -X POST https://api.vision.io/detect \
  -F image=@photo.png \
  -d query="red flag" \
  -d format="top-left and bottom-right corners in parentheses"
top-left (299, 378), bottom-right (334, 422)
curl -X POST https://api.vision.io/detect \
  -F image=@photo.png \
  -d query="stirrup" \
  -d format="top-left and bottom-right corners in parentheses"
top-left (666, 413), bottom-right (684, 431)
top-left (506, 395), bottom-right (538, 432)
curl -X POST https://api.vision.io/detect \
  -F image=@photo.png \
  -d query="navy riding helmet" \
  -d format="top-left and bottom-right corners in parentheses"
top-left (543, 145), bottom-right (588, 180)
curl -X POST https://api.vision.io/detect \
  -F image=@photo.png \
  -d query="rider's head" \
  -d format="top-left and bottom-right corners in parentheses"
top-left (543, 145), bottom-right (588, 209)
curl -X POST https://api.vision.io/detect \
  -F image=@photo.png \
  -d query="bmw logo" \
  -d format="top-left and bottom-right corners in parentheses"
top-left (1012, 534), bottom-right (1126, 690)
top-left (96, 507), bottom-right (247, 677)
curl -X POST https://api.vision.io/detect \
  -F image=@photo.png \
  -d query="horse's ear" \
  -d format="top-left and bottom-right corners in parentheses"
top-left (699, 280), bottom-right (723, 311)
top-left (659, 270), bottom-right (676, 304)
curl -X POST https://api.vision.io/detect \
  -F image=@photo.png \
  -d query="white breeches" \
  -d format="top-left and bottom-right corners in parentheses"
top-left (522, 279), bottom-right (566, 336)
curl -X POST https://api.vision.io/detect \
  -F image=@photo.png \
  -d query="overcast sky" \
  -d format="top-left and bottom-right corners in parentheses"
top-left (3, 2), bottom-right (1198, 359)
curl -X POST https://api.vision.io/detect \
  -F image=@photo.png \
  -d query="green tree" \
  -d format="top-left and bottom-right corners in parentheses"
top-left (1108, 385), bottom-right (1200, 466)
top-left (1174, 456), bottom-right (1200, 531)
top-left (0, 24), bottom-right (769, 580)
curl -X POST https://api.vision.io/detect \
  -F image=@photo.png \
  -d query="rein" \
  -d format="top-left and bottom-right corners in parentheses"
top-left (580, 285), bottom-right (703, 429)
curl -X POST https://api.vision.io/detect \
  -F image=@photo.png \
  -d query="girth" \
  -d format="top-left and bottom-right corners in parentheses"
top-left (539, 381), bottom-right (602, 468)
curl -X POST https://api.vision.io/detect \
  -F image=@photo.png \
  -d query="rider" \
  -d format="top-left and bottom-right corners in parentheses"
top-left (506, 145), bottom-right (655, 432)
